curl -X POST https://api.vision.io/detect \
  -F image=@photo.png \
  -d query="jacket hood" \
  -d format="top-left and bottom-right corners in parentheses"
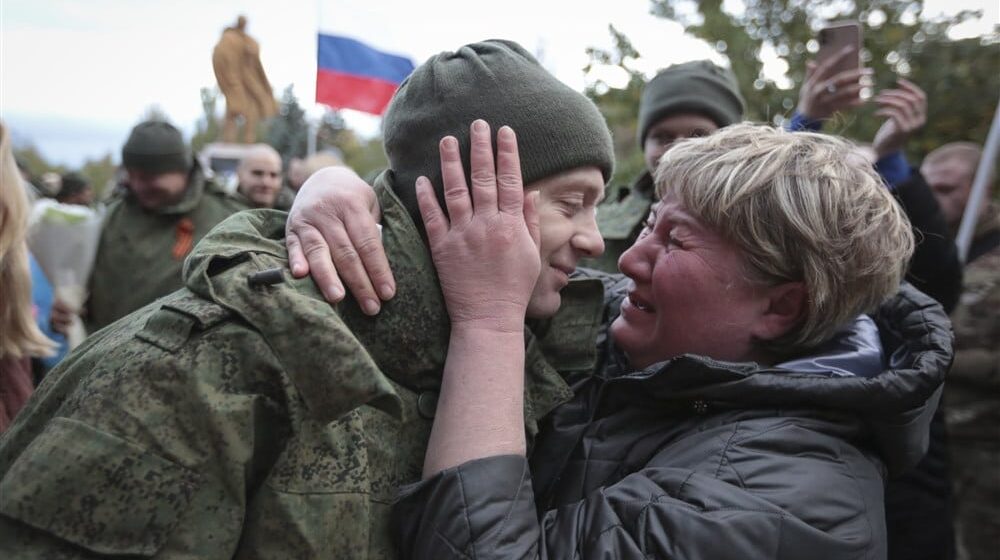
top-left (601, 283), bottom-right (953, 474)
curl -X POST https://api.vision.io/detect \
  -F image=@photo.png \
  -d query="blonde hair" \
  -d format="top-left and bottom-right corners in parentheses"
top-left (923, 141), bottom-right (981, 170)
top-left (1, 121), bottom-right (56, 359)
top-left (656, 123), bottom-right (915, 355)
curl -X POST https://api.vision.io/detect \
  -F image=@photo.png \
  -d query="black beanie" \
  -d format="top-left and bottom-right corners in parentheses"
top-left (637, 60), bottom-right (745, 147)
top-left (121, 121), bottom-right (191, 174)
top-left (383, 39), bottom-right (615, 226)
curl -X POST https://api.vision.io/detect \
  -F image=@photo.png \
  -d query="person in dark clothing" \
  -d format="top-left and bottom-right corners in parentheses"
top-left (791, 58), bottom-right (962, 559)
top-left (388, 123), bottom-right (950, 559)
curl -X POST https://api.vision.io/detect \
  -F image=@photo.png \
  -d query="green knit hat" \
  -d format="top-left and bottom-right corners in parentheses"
top-left (637, 60), bottom-right (745, 147)
top-left (121, 120), bottom-right (191, 174)
top-left (383, 39), bottom-right (615, 226)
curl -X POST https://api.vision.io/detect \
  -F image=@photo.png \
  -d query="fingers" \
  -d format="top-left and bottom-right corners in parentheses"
top-left (895, 77), bottom-right (927, 106)
top-left (469, 120), bottom-right (499, 215)
top-left (812, 46), bottom-right (853, 81)
top-left (438, 136), bottom-right (473, 225)
top-left (495, 126), bottom-right (524, 216)
top-left (296, 225), bottom-right (345, 303)
top-left (416, 176), bottom-right (449, 245)
top-left (524, 190), bottom-right (541, 252)
top-left (286, 232), bottom-right (310, 277)
top-left (322, 214), bottom-right (389, 313)
top-left (342, 212), bottom-right (395, 301)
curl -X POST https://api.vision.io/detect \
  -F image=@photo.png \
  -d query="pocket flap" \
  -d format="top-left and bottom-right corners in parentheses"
top-left (0, 418), bottom-right (201, 556)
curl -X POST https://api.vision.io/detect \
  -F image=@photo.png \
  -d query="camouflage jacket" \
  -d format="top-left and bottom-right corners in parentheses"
top-left (0, 181), bottom-right (609, 559)
top-left (581, 170), bottom-right (655, 272)
top-left (86, 168), bottom-right (247, 331)
top-left (944, 226), bottom-right (1000, 444)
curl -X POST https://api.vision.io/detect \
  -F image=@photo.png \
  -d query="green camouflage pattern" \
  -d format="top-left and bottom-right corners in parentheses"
top-left (86, 169), bottom-right (248, 331)
top-left (0, 176), bottom-right (607, 559)
top-left (580, 170), bottom-right (655, 272)
top-left (945, 218), bottom-right (1000, 560)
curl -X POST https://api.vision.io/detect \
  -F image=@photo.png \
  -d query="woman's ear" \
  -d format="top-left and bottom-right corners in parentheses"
top-left (750, 282), bottom-right (808, 342)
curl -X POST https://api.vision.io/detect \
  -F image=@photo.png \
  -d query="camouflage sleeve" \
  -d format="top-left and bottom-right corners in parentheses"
top-left (949, 249), bottom-right (1000, 388)
top-left (0, 300), bottom-right (293, 558)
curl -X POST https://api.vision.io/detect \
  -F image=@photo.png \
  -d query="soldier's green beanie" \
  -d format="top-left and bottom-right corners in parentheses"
top-left (637, 60), bottom-right (745, 147)
top-left (121, 120), bottom-right (191, 174)
top-left (383, 39), bottom-right (614, 227)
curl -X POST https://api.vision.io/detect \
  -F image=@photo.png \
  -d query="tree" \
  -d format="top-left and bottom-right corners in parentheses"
top-left (191, 87), bottom-right (221, 153)
top-left (265, 85), bottom-right (309, 162)
top-left (587, 0), bottom-right (999, 182)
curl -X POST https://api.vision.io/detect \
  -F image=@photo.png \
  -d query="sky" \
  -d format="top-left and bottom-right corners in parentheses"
top-left (2, 0), bottom-right (996, 168)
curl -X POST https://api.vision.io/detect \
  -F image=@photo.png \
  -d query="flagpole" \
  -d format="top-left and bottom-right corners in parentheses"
top-left (955, 96), bottom-right (1000, 263)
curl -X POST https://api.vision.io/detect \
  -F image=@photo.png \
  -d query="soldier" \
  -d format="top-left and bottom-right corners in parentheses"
top-left (584, 60), bottom-right (745, 271)
top-left (84, 120), bottom-right (247, 331)
top-left (0, 40), bottom-right (614, 558)
top-left (234, 144), bottom-right (284, 209)
top-left (212, 15), bottom-right (279, 143)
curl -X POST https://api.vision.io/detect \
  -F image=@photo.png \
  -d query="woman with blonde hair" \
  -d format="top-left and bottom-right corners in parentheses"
top-left (0, 121), bottom-right (55, 432)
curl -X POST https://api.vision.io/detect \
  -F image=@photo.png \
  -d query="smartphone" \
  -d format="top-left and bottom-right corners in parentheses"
top-left (817, 21), bottom-right (862, 76)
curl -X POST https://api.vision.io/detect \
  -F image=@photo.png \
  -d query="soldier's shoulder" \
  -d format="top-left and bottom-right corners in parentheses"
top-left (596, 187), bottom-right (654, 240)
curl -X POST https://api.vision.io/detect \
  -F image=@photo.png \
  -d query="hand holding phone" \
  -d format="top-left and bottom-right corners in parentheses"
top-left (796, 21), bottom-right (869, 120)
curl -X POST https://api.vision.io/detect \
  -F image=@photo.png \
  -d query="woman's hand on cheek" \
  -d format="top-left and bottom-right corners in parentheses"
top-left (417, 120), bottom-right (540, 334)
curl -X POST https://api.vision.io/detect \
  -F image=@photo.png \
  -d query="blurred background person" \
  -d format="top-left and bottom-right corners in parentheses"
top-left (926, 141), bottom-right (999, 560)
top-left (923, 143), bottom-right (999, 263)
top-left (54, 173), bottom-right (94, 207)
top-left (0, 121), bottom-right (56, 432)
top-left (234, 143), bottom-right (284, 209)
top-left (84, 120), bottom-right (247, 331)
top-left (586, 60), bottom-right (745, 271)
top-left (792, 50), bottom-right (964, 560)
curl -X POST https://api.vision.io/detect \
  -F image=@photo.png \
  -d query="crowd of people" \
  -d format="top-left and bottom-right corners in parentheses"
top-left (0, 32), bottom-right (996, 560)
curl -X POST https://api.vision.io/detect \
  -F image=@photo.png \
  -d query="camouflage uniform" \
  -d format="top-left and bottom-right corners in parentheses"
top-left (0, 179), bottom-right (608, 559)
top-left (945, 205), bottom-right (1000, 560)
top-left (581, 170), bottom-right (655, 272)
top-left (86, 169), bottom-right (247, 331)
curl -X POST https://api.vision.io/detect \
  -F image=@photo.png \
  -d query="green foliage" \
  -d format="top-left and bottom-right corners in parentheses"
top-left (191, 87), bottom-right (221, 153)
top-left (588, 0), bottom-right (999, 182)
top-left (266, 85), bottom-right (309, 161)
top-left (584, 26), bottom-right (649, 188)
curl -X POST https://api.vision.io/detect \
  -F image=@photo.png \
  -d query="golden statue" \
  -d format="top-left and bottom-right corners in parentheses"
top-left (212, 16), bottom-right (279, 143)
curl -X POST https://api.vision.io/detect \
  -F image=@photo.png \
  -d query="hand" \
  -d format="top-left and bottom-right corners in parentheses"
top-left (871, 78), bottom-right (927, 160)
top-left (797, 47), bottom-right (871, 120)
top-left (284, 166), bottom-right (395, 315)
top-left (417, 120), bottom-right (541, 333)
top-left (49, 298), bottom-right (78, 336)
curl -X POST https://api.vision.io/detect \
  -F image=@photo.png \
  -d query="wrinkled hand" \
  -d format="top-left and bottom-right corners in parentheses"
top-left (797, 47), bottom-right (871, 120)
top-left (871, 78), bottom-right (926, 160)
top-left (49, 298), bottom-right (77, 336)
top-left (418, 120), bottom-right (541, 333)
top-left (285, 166), bottom-right (394, 315)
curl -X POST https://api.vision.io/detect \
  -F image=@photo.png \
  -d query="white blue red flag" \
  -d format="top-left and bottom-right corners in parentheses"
top-left (315, 8), bottom-right (415, 115)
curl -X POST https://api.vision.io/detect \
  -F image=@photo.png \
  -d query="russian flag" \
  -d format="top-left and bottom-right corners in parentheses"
top-left (316, 33), bottom-right (415, 115)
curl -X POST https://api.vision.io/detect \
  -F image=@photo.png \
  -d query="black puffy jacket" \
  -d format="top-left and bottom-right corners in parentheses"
top-left (392, 284), bottom-right (952, 559)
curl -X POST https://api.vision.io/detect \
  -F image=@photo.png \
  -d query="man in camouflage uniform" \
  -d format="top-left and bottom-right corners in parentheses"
top-left (924, 142), bottom-right (1000, 560)
top-left (233, 143), bottom-right (286, 210)
top-left (0, 40), bottom-right (615, 559)
top-left (85, 120), bottom-right (247, 331)
top-left (584, 60), bottom-right (745, 271)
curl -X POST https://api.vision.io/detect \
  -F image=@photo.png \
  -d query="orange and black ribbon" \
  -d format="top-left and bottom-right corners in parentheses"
top-left (172, 218), bottom-right (195, 260)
